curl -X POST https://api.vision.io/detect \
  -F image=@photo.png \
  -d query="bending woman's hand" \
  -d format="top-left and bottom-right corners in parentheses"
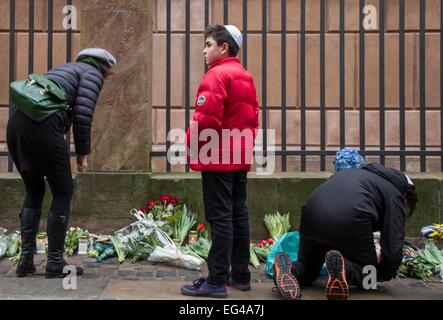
top-left (77, 155), bottom-right (88, 173)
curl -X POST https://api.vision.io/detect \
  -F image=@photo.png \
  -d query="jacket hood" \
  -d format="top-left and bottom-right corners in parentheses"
top-left (364, 163), bottom-right (411, 194)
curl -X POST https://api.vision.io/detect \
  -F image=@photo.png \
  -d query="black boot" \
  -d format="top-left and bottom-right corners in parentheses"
top-left (16, 208), bottom-right (41, 277)
top-left (45, 211), bottom-right (83, 278)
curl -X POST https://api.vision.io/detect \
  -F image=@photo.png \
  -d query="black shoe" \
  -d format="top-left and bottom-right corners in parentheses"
top-left (45, 211), bottom-right (83, 278)
top-left (45, 262), bottom-right (84, 279)
top-left (227, 279), bottom-right (251, 291)
top-left (16, 208), bottom-right (41, 277)
top-left (273, 252), bottom-right (301, 300)
top-left (181, 278), bottom-right (228, 298)
top-left (325, 250), bottom-right (349, 300)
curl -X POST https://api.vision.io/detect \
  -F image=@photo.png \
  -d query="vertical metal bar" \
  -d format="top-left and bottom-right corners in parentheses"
top-left (359, 0), bottom-right (365, 154)
top-left (166, 0), bottom-right (171, 172)
top-left (65, 0), bottom-right (72, 152)
top-left (339, 0), bottom-right (345, 149)
top-left (320, 0), bottom-right (326, 171)
top-left (66, 0), bottom-right (72, 62)
top-left (262, 0), bottom-right (267, 163)
top-left (204, 0), bottom-right (209, 73)
top-left (8, 0), bottom-right (16, 172)
top-left (300, 0), bottom-right (306, 171)
top-left (379, 0), bottom-right (385, 165)
top-left (29, 0), bottom-right (35, 73)
top-left (441, 0), bottom-right (443, 171)
top-left (205, 0), bottom-right (209, 28)
top-left (281, 0), bottom-right (287, 171)
top-left (224, 0), bottom-right (228, 25)
top-left (185, 0), bottom-right (190, 172)
top-left (48, 0), bottom-right (53, 70)
top-left (419, 0), bottom-right (426, 172)
top-left (399, 0), bottom-right (406, 171)
top-left (243, 0), bottom-right (248, 69)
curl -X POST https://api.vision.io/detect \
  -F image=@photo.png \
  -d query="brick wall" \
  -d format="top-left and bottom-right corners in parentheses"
top-left (151, 0), bottom-right (442, 172)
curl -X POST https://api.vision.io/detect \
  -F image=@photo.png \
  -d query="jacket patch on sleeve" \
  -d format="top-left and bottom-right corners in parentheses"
top-left (197, 95), bottom-right (206, 107)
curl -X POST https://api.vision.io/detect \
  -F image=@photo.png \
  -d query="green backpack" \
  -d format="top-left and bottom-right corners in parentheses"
top-left (10, 74), bottom-right (70, 122)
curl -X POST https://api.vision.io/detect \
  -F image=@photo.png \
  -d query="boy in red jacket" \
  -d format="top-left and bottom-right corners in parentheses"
top-left (181, 25), bottom-right (259, 298)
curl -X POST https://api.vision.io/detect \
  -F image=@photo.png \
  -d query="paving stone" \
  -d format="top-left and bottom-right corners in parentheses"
top-left (177, 269), bottom-right (200, 276)
top-left (155, 271), bottom-right (177, 278)
top-left (135, 271), bottom-right (155, 278)
top-left (0, 266), bottom-right (10, 274)
top-left (138, 260), bottom-right (157, 265)
top-left (0, 258), bottom-right (16, 267)
top-left (117, 270), bottom-right (136, 277)
top-left (81, 273), bottom-right (104, 279)
top-left (102, 257), bottom-right (119, 265)
top-left (82, 261), bottom-right (101, 268)
top-left (136, 264), bottom-right (156, 272)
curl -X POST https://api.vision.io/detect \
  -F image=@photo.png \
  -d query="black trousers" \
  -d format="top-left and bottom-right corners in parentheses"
top-left (6, 108), bottom-right (73, 214)
top-left (291, 237), bottom-right (378, 289)
top-left (202, 170), bottom-right (251, 286)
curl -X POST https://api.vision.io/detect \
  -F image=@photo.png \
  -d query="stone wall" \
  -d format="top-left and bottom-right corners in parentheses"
top-left (0, 172), bottom-right (441, 239)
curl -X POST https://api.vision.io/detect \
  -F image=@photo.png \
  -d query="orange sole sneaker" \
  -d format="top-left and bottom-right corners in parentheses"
top-left (274, 252), bottom-right (301, 300)
top-left (325, 250), bottom-right (349, 300)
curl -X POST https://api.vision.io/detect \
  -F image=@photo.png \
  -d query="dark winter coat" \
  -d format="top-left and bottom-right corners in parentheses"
top-left (45, 61), bottom-right (104, 155)
top-left (300, 163), bottom-right (410, 281)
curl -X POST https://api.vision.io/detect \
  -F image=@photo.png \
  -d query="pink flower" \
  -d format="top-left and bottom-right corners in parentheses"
top-left (197, 224), bottom-right (205, 231)
top-left (268, 238), bottom-right (274, 245)
top-left (139, 207), bottom-right (147, 213)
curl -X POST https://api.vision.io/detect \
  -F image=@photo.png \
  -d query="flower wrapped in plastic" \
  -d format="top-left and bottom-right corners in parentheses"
top-left (0, 228), bottom-right (8, 259)
top-left (111, 209), bottom-right (204, 270)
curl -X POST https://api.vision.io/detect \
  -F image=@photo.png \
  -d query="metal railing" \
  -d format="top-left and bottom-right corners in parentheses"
top-left (2, 0), bottom-right (442, 173)
top-left (151, 0), bottom-right (443, 172)
top-left (2, 0), bottom-right (75, 172)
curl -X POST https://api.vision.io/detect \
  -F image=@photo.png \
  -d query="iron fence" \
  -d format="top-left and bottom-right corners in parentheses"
top-left (1, 0), bottom-right (442, 173)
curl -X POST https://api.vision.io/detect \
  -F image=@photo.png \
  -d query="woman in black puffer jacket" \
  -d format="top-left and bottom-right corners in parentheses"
top-left (6, 48), bottom-right (116, 278)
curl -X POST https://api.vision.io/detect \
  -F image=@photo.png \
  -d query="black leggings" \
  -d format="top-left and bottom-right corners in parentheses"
top-left (21, 171), bottom-right (73, 213)
top-left (7, 108), bottom-right (73, 214)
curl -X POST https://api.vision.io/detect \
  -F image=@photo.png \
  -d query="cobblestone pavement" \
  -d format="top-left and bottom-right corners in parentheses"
top-left (0, 254), bottom-right (442, 300)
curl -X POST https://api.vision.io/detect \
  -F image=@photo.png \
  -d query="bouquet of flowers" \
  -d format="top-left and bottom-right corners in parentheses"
top-left (111, 210), bottom-right (165, 263)
top-left (168, 204), bottom-right (198, 246)
top-left (252, 238), bottom-right (274, 262)
top-left (181, 224), bottom-right (211, 261)
top-left (140, 194), bottom-right (178, 222)
top-left (249, 246), bottom-right (261, 268)
top-left (264, 211), bottom-right (291, 241)
top-left (6, 231), bottom-right (21, 261)
top-left (65, 227), bottom-right (90, 256)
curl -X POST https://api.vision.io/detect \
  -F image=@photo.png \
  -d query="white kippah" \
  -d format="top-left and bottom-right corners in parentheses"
top-left (77, 48), bottom-right (117, 69)
top-left (224, 25), bottom-right (243, 48)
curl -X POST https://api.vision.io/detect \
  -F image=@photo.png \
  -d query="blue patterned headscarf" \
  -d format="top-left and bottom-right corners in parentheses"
top-left (334, 148), bottom-right (366, 172)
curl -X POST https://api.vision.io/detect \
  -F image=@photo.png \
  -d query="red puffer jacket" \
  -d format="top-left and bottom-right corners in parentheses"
top-left (186, 57), bottom-right (259, 172)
